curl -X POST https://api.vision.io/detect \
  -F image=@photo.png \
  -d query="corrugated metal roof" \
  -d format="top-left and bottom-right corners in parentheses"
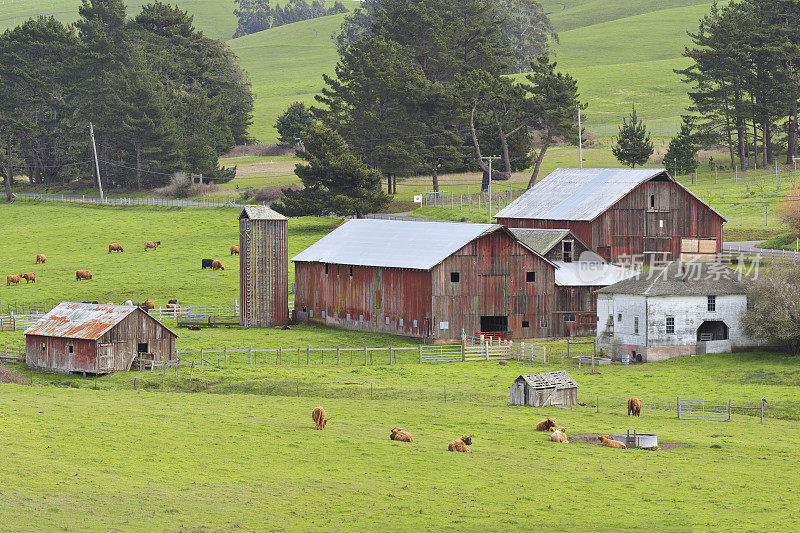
top-left (554, 261), bottom-right (640, 287)
top-left (23, 302), bottom-right (177, 340)
top-left (516, 371), bottom-right (578, 390)
top-left (291, 219), bottom-right (508, 270)
top-left (239, 205), bottom-right (287, 221)
top-left (508, 228), bottom-right (571, 255)
top-left (596, 261), bottom-right (749, 296)
top-left (495, 168), bottom-right (726, 222)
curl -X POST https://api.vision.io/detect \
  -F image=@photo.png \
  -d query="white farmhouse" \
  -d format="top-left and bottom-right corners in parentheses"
top-left (596, 261), bottom-right (760, 362)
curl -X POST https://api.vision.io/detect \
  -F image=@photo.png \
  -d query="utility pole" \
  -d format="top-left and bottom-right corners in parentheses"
top-left (88, 122), bottom-right (104, 200)
top-left (481, 155), bottom-right (500, 223)
top-left (576, 104), bottom-right (586, 168)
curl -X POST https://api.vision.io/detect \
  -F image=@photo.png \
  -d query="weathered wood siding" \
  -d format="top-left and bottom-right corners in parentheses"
top-left (26, 335), bottom-right (97, 372)
top-left (431, 230), bottom-right (554, 340)
top-left (498, 179), bottom-right (724, 263)
top-left (24, 309), bottom-right (175, 374)
top-left (98, 310), bottom-right (176, 371)
top-left (551, 285), bottom-right (600, 337)
top-left (295, 262), bottom-right (433, 337)
top-left (542, 235), bottom-right (592, 263)
top-left (240, 217), bottom-right (289, 327)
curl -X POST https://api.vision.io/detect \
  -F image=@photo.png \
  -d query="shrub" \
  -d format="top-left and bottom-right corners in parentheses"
top-left (154, 173), bottom-right (218, 198)
top-left (778, 187), bottom-right (800, 236)
top-left (0, 365), bottom-right (25, 384)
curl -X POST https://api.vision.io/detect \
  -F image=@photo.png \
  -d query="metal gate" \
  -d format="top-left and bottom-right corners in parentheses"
top-left (678, 399), bottom-right (730, 421)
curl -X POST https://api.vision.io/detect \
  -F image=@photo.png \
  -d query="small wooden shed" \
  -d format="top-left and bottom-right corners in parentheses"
top-left (24, 302), bottom-right (177, 374)
top-left (510, 371), bottom-right (578, 407)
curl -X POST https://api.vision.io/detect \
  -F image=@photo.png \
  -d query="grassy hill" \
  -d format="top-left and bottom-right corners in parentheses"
top-left (0, 0), bottom-right (237, 41)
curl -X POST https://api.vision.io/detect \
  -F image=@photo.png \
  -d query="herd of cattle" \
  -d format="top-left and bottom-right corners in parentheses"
top-left (312, 399), bottom-right (644, 452)
top-left (6, 239), bottom-right (236, 288)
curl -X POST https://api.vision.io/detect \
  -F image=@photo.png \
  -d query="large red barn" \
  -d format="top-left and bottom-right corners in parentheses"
top-left (292, 219), bottom-right (557, 340)
top-left (495, 168), bottom-right (726, 264)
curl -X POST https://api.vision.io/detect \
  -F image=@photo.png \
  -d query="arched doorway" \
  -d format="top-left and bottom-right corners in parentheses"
top-left (697, 320), bottom-right (729, 342)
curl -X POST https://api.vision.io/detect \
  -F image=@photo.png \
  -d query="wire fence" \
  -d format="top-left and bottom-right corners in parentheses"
top-left (15, 193), bottom-right (243, 208)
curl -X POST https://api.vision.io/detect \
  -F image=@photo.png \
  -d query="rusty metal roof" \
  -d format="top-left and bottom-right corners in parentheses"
top-left (291, 219), bottom-right (552, 270)
top-left (495, 168), bottom-right (727, 222)
top-left (23, 302), bottom-right (177, 340)
top-left (239, 205), bottom-right (287, 221)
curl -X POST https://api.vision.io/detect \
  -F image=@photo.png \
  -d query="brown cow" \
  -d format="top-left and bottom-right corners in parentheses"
top-left (448, 435), bottom-right (473, 453)
top-left (108, 243), bottom-right (124, 253)
top-left (141, 300), bottom-right (154, 310)
top-left (144, 241), bottom-right (161, 251)
top-left (390, 427), bottom-right (413, 443)
top-left (598, 435), bottom-right (627, 449)
top-left (230, 245), bottom-right (240, 255)
top-left (628, 398), bottom-right (642, 417)
top-left (312, 406), bottom-right (328, 430)
top-left (550, 427), bottom-right (569, 444)
top-left (75, 270), bottom-right (92, 281)
top-left (6, 275), bottom-right (21, 286)
top-left (19, 273), bottom-right (35, 283)
top-left (211, 260), bottom-right (225, 271)
top-left (535, 418), bottom-right (557, 432)
top-left (35, 254), bottom-right (46, 264)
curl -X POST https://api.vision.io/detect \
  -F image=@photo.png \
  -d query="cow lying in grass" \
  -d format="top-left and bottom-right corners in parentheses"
top-left (448, 435), bottom-right (472, 453)
top-left (550, 427), bottom-right (568, 444)
top-left (312, 406), bottom-right (328, 430)
top-left (598, 435), bottom-right (627, 449)
top-left (536, 418), bottom-right (556, 432)
top-left (390, 428), bottom-right (413, 442)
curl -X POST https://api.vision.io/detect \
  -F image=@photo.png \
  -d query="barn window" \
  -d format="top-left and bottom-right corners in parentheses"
top-left (325, 263), bottom-right (329, 275)
top-left (650, 194), bottom-right (655, 208)
top-left (413, 319), bottom-right (418, 328)
top-left (451, 272), bottom-right (460, 282)
top-left (563, 314), bottom-right (575, 323)
top-left (617, 313), bottom-right (622, 322)
top-left (385, 316), bottom-right (390, 325)
top-left (349, 266), bottom-right (353, 277)
top-left (309, 309), bottom-right (314, 318)
top-left (68, 345), bottom-right (74, 354)
top-left (334, 312), bottom-right (338, 319)
top-left (359, 314), bottom-right (364, 322)
top-left (41, 343), bottom-right (45, 351)
top-left (522, 320), bottom-right (530, 328)
top-left (301, 306), bottom-right (307, 313)
top-left (337, 265), bottom-right (340, 276)
top-left (540, 320), bottom-right (548, 328)
top-left (562, 241), bottom-right (573, 263)
top-left (399, 318), bottom-right (404, 326)
top-left (634, 316), bottom-right (639, 334)
top-left (526, 271), bottom-right (535, 282)
top-left (708, 295), bottom-right (716, 312)
top-left (666, 315), bottom-right (675, 334)
top-left (346, 313), bottom-right (351, 321)
top-left (321, 310), bottom-right (326, 318)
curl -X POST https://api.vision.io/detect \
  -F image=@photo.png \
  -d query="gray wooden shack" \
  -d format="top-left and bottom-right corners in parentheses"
top-left (510, 371), bottom-right (578, 407)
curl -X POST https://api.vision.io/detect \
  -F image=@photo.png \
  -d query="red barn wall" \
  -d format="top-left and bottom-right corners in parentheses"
top-left (294, 262), bottom-right (432, 337)
top-left (498, 180), bottom-right (723, 263)
top-left (26, 335), bottom-right (97, 372)
top-left (551, 285), bottom-right (601, 337)
top-left (431, 231), bottom-right (555, 340)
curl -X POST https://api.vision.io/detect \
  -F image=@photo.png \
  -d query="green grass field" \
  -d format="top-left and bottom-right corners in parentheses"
top-left (1, 350), bottom-right (800, 530)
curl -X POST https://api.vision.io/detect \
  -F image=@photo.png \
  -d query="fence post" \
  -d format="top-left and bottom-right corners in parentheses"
top-left (279, 347), bottom-right (282, 365)
top-left (566, 338), bottom-right (570, 361)
top-left (389, 346), bottom-right (393, 365)
top-left (249, 345), bottom-right (252, 364)
top-left (761, 400), bottom-right (764, 423)
top-left (298, 346), bottom-right (301, 365)
top-left (224, 346), bottom-right (228, 365)
top-left (485, 341), bottom-right (489, 360)
top-left (677, 397), bottom-right (680, 419)
top-left (200, 348), bottom-right (204, 365)
top-left (307, 344), bottom-right (310, 365)
top-left (728, 400), bottom-right (731, 421)
top-left (419, 345), bottom-right (422, 364)
top-left (337, 346), bottom-right (340, 365)
top-left (364, 346), bottom-right (368, 365)
top-left (461, 338), bottom-right (465, 362)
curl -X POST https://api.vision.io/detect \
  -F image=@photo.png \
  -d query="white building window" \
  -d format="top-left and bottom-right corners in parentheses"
top-left (708, 295), bottom-right (716, 312)
top-left (617, 313), bottom-right (622, 322)
top-left (634, 316), bottom-right (639, 334)
top-left (666, 315), bottom-right (675, 334)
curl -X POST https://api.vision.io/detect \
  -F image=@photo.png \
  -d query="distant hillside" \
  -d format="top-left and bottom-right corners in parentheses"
top-left (0, 0), bottom-right (237, 41)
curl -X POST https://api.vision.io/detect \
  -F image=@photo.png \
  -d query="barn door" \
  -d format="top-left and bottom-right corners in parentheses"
top-left (98, 343), bottom-right (114, 372)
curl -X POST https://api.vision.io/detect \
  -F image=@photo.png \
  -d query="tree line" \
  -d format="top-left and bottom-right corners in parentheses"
top-left (273, 0), bottom-right (579, 218)
top-left (0, 0), bottom-right (254, 200)
top-left (679, 0), bottom-right (800, 172)
top-left (233, 0), bottom-right (348, 38)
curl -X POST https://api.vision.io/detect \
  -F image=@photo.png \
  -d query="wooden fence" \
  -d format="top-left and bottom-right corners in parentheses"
top-left (677, 398), bottom-right (731, 421)
top-left (0, 344), bottom-right (25, 364)
top-left (0, 313), bottom-right (46, 332)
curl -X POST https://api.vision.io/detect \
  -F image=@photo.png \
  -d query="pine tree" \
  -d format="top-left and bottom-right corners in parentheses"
top-left (274, 123), bottom-right (390, 217)
top-left (612, 106), bottom-right (654, 168)
top-left (663, 117), bottom-right (699, 176)
top-left (275, 102), bottom-right (313, 146)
